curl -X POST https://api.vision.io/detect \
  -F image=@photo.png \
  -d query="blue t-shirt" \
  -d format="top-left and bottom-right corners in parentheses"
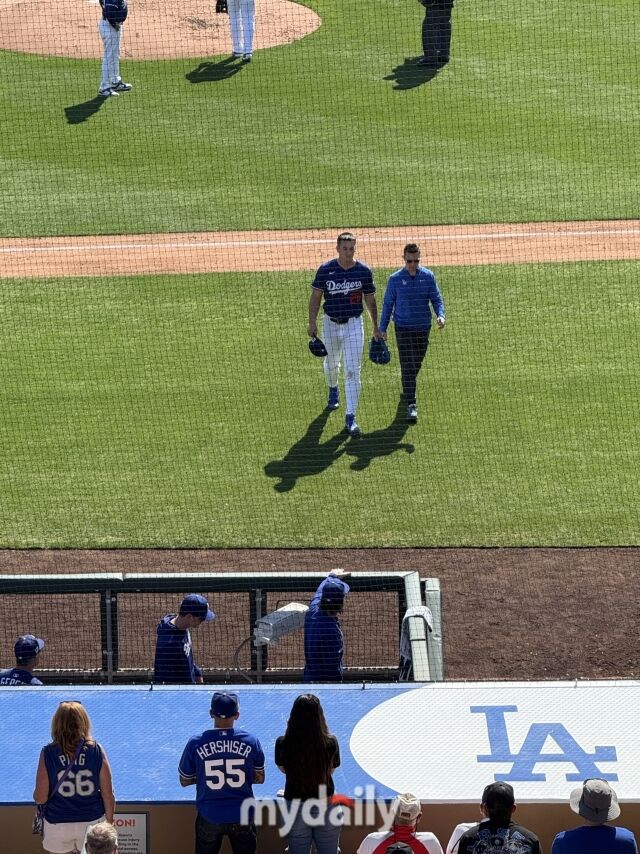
top-left (154, 614), bottom-right (202, 684)
top-left (303, 577), bottom-right (350, 683)
top-left (42, 741), bottom-right (105, 824)
top-left (179, 726), bottom-right (265, 824)
top-left (379, 266), bottom-right (445, 332)
top-left (0, 667), bottom-right (42, 685)
top-left (553, 825), bottom-right (638, 854)
top-left (312, 259), bottom-right (375, 322)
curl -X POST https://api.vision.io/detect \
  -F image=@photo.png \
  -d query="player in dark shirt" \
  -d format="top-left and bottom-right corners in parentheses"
top-left (0, 634), bottom-right (45, 685)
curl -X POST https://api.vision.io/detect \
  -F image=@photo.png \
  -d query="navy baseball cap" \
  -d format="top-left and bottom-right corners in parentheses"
top-left (321, 578), bottom-right (349, 604)
top-left (211, 691), bottom-right (239, 717)
top-left (180, 594), bottom-right (215, 622)
top-left (15, 635), bottom-right (45, 662)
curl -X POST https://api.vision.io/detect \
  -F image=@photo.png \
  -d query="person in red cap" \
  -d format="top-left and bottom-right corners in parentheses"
top-left (357, 793), bottom-right (443, 854)
top-left (0, 634), bottom-right (45, 685)
top-left (179, 691), bottom-right (265, 854)
top-left (153, 594), bottom-right (215, 684)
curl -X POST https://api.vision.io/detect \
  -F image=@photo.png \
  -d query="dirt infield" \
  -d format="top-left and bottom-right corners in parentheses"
top-left (1, 548), bottom-right (638, 680)
top-left (0, 0), bottom-right (320, 60)
top-left (1, 220), bottom-right (639, 279)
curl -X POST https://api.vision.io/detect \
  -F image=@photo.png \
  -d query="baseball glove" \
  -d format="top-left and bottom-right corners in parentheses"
top-left (216, 0), bottom-right (228, 12)
top-left (369, 337), bottom-right (391, 365)
top-left (308, 336), bottom-right (328, 358)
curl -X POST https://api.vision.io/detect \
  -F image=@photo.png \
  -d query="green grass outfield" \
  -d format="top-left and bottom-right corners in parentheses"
top-left (1, 0), bottom-right (638, 237)
top-left (1, 260), bottom-right (638, 547)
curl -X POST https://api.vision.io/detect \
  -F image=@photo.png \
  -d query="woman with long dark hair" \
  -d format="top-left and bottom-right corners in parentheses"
top-left (34, 701), bottom-right (116, 854)
top-left (275, 694), bottom-right (342, 854)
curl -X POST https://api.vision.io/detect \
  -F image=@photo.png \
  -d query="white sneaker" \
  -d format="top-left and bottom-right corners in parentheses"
top-left (98, 87), bottom-right (118, 97)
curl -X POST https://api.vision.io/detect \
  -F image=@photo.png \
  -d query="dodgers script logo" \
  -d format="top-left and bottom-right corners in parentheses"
top-left (326, 279), bottom-right (362, 293)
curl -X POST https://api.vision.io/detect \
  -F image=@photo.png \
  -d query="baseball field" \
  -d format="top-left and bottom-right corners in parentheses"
top-left (0, 0), bottom-right (639, 673)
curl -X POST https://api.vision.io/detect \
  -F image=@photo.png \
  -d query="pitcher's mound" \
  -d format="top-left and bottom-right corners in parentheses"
top-left (0, 0), bottom-right (320, 59)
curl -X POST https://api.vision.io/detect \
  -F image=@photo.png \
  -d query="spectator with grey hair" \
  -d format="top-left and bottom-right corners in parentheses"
top-left (86, 821), bottom-right (118, 854)
top-left (552, 779), bottom-right (637, 854)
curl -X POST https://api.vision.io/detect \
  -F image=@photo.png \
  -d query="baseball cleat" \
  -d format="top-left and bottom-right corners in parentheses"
top-left (407, 404), bottom-right (418, 424)
top-left (112, 80), bottom-right (132, 92)
top-left (327, 387), bottom-right (340, 410)
top-left (98, 87), bottom-right (118, 97)
top-left (345, 414), bottom-right (361, 437)
top-left (242, 54), bottom-right (252, 63)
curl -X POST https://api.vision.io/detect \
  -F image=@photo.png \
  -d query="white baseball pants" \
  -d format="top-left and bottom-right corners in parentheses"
top-left (98, 19), bottom-right (122, 90)
top-left (322, 314), bottom-right (364, 416)
top-left (228, 0), bottom-right (255, 55)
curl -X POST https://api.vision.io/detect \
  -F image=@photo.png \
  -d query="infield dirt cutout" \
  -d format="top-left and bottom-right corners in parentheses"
top-left (1, 220), bottom-right (639, 279)
top-left (0, 0), bottom-right (320, 59)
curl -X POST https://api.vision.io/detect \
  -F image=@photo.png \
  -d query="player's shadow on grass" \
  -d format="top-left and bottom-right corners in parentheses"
top-left (64, 96), bottom-right (108, 124)
top-left (264, 409), bottom-right (347, 493)
top-left (345, 400), bottom-right (415, 471)
top-left (186, 56), bottom-right (243, 84)
top-left (384, 57), bottom-right (442, 90)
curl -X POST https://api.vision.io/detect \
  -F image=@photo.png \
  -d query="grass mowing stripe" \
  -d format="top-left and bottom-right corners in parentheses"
top-left (1, 0), bottom-right (639, 236)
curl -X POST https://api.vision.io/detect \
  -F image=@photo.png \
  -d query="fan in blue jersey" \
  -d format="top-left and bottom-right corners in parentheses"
top-left (34, 701), bottom-right (116, 854)
top-left (179, 691), bottom-right (265, 854)
top-left (154, 593), bottom-right (216, 684)
top-left (0, 634), bottom-right (45, 685)
top-left (308, 232), bottom-right (382, 437)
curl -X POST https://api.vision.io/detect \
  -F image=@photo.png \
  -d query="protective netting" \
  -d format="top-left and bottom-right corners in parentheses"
top-left (1, 0), bottom-right (639, 551)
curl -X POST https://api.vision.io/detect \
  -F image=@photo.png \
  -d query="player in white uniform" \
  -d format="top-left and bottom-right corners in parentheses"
top-left (228, 0), bottom-right (256, 63)
top-left (308, 232), bottom-right (380, 437)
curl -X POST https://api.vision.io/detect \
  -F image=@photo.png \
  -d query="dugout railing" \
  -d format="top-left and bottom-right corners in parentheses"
top-left (0, 571), bottom-right (441, 684)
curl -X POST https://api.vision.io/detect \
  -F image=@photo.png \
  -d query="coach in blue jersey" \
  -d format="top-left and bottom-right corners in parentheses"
top-left (179, 691), bottom-right (265, 854)
top-left (308, 232), bottom-right (381, 437)
top-left (154, 593), bottom-right (215, 684)
top-left (304, 570), bottom-right (350, 683)
top-left (0, 634), bottom-right (45, 685)
top-left (379, 243), bottom-right (445, 424)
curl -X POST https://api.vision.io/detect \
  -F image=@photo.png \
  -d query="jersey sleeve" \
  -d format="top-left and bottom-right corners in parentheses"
top-left (361, 264), bottom-right (375, 294)
top-left (311, 265), bottom-right (326, 292)
top-left (178, 739), bottom-right (196, 779)
top-left (253, 737), bottom-right (265, 771)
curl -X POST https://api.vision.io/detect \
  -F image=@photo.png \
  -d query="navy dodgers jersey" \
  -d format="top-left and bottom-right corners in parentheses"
top-left (42, 741), bottom-right (106, 824)
top-left (179, 726), bottom-right (265, 824)
top-left (312, 259), bottom-right (375, 321)
top-left (0, 667), bottom-right (42, 685)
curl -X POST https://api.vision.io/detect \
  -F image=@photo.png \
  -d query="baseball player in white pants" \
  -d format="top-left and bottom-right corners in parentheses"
top-left (228, 0), bottom-right (255, 62)
top-left (308, 232), bottom-right (380, 437)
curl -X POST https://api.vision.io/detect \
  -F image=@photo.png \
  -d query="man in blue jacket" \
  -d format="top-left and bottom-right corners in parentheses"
top-left (552, 779), bottom-right (637, 854)
top-left (304, 570), bottom-right (350, 682)
top-left (154, 594), bottom-right (215, 684)
top-left (379, 243), bottom-right (446, 424)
